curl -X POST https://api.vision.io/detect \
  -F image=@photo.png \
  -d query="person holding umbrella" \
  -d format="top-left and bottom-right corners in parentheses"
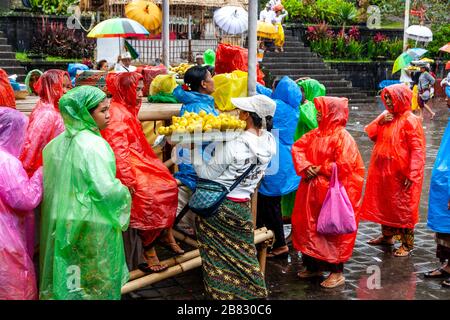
top-left (115, 52), bottom-right (137, 73)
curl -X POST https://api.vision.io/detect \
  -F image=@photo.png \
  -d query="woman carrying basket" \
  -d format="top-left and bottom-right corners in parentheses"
top-left (193, 95), bottom-right (277, 300)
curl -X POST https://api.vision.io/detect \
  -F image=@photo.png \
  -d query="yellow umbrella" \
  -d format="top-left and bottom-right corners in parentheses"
top-left (257, 21), bottom-right (277, 40)
top-left (125, 0), bottom-right (162, 34)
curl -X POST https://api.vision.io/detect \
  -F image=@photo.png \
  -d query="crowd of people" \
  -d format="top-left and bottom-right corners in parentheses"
top-left (0, 52), bottom-right (449, 300)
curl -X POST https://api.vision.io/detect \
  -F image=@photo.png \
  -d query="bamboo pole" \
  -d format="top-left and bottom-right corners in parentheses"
top-left (172, 229), bottom-right (198, 248)
top-left (129, 249), bottom-right (200, 281)
top-left (122, 229), bottom-right (274, 294)
top-left (257, 240), bottom-right (270, 276)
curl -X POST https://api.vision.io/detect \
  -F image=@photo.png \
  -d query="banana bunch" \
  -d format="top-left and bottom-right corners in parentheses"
top-left (169, 63), bottom-right (194, 77)
top-left (158, 110), bottom-right (247, 136)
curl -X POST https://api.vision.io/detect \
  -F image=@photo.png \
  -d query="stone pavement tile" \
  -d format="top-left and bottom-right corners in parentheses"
top-left (133, 288), bottom-right (164, 299)
top-left (157, 285), bottom-right (190, 297)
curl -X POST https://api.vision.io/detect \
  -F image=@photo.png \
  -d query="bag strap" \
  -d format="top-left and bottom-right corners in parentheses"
top-left (228, 160), bottom-right (259, 192)
top-left (330, 162), bottom-right (338, 187)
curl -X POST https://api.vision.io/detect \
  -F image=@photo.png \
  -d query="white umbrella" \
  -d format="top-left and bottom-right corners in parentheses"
top-left (214, 6), bottom-right (248, 35)
top-left (405, 25), bottom-right (433, 43)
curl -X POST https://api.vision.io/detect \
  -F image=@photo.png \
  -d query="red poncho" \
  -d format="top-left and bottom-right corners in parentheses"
top-left (20, 70), bottom-right (69, 176)
top-left (291, 97), bottom-right (365, 264)
top-left (0, 68), bottom-right (16, 108)
top-left (101, 72), bottom-right (178, 231)
top-left (361, 84), bottom-right (426, 229)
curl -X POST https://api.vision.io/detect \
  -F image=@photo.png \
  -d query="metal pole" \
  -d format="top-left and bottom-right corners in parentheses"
top-left (403, 0), bottom-right (410, 51)
top-left (188, 15), bottom-right (192, 63)
top-left (162, 0), bottom-right (170, 68)
top-left (247, 0), bottom-right (257, 96)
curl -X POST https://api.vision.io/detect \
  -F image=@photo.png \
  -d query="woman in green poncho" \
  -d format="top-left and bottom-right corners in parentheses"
top-left (281, 79), bottom-right (326, 221)
top-left (25, 69), bottom-right (43, 95)
top-left (40, 86), bottom-right (131, 300)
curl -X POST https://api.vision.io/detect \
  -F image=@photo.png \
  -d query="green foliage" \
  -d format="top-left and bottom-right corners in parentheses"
top-left (347, 39), bottom-right (364, 60)
top-left (28, 0), bottom-right (77, 15)
top-left (426, 24), bottom-right (450, 60)
top-left (282, 0), bottom-right (358, 25)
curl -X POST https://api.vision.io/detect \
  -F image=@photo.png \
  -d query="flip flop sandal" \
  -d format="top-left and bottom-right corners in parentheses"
top-left (424, 268), bottom-right (450, 279)
top-left (138, 262), bottom-right (169, 274)
top-left (394, 246), bottom-right (412, 257)
top-left (442, 280), bottom-right (450, 288)
top-left (320, 276), bottom-right (346, 289)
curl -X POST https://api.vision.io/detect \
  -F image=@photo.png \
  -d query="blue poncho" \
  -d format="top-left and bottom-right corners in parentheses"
top-left (428, 119), bottom-right (450, 234)
top-left (259, 76), bottom-right (302, 196)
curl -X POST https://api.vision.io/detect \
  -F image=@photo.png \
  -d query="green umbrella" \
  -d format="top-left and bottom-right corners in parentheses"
top-left (392, 52), bottom-right (413, 74)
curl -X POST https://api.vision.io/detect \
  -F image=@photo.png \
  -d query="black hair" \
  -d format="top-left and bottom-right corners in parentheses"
top-left (184, 65), bottom-right (209, 92)
top-left (205, 65), bottom-right (215, 77)
top-left (249, 112), bottom-right (273, 132)
top-left (272, 78), bottom-right (281, 91)
top-left (299, 86), bottom-right (306, 104)
top-left (97, 59), bottom-right (108, 70)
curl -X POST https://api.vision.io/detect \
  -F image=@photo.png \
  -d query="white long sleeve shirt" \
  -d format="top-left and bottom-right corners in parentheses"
top-left (194, 130), bottom-right (276, 199)
top-left (259, 9), bottom-right (276, 23)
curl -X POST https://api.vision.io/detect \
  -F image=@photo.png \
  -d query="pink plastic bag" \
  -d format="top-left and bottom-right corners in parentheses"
top-left (317, 163), bottom-right (357, 235)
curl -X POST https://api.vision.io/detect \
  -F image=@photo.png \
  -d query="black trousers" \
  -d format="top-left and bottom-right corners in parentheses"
top-left (302, 254), bottom-right (344, 273)
top-left (256, 193), bottom-right (286, 249)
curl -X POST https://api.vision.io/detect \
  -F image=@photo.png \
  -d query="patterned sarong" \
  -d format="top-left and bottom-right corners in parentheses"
top-left (195, 199), bottom-right (268, 300)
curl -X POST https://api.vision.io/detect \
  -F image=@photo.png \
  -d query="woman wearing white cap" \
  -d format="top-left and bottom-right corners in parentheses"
top-left (193, 94), bottom-right (277, 300)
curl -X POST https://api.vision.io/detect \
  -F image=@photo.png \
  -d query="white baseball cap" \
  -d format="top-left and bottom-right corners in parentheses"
top-left (231, 95), bottom-right (276, 127)
top-left (121, 52), bottom-right (132, 59)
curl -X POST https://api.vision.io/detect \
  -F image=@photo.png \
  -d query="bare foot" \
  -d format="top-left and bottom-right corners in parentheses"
top-left (160, 229), bottom-right (185, 255)
top-left (297, 269), bottom-right (324, 279)
top-left (267, 245), bottom-right (289, 258)
top-left (143, 247), bottom-right (169, 273)
top-left (367, 235), bottom-right (395, 246)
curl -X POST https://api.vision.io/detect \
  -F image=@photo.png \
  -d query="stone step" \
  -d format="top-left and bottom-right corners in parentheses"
top-left (270, 67), bottom-right (329, 75)
top-left (263, 52), bottom-right (316, 60)
top-left (0, 66), bottom-right (27, 75)
top-left (0, 44), bottom-right (13, 52)
top-left (0, 38), bottom-right (7, 45)
top-left (262, 61), bottom-right (328, 69)
top-left (320, 80), bottom-right (351, 88)
top-left (264, 68), bottom-right (337, 75)
top-left (0, 59), bottom-right (20, 66)
top-left (277, 74), bottom-right (345, 81)
top-left (0, 52), bottom-right (16, 59)
top-left (265, 50), bottom-right (311, 57)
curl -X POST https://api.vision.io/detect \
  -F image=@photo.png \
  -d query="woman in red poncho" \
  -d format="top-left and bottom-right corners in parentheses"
top-left (20, 69), bottom-right (72, 176)
top-left (0, 68), bottom-right (16, 108)
top-left (101, 72), bottom-right (178, 272)
top-left (362, 84), bottom-right (426, 257)
top-left (291, 96), bottom-right (365, 288)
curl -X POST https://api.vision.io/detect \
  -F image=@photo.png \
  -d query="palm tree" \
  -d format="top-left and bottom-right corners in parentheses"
top-left (338, 3), bottom-right (358, 34)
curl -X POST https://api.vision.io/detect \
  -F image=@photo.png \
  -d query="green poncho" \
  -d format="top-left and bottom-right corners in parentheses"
top-left (25, 69), bottom-right (43, 94)
top-left (281, 79), bottom-right (326, 219)
top-left (40, 86), bottom-right (131, 300)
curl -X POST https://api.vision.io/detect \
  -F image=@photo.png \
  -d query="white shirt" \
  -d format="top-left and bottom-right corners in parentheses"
top-left (114, 63), bottom-right (137, 73)
top-left (259, 9), bottom-right (276, 23)
top-left (194, 130), bottom-right (277, 199)
top-left (274, 11), bottom-right (288, 24)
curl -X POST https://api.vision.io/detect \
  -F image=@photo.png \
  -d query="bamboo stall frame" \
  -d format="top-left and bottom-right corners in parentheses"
top-left (121, 228), bottom-right (274, 295)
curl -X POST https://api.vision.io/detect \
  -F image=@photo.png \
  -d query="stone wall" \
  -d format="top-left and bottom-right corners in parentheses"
top-left (0, 14), bottom-right (92, 52)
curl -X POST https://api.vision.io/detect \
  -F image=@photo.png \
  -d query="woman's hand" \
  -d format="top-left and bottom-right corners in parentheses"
top-left (379, 112), bottom-right (394, 125)
top-left (305, 165), bottom-right (321, 180)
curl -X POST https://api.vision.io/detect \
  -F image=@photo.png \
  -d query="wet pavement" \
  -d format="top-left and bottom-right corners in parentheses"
top-left (126, 98), bottom-right (450, 300)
